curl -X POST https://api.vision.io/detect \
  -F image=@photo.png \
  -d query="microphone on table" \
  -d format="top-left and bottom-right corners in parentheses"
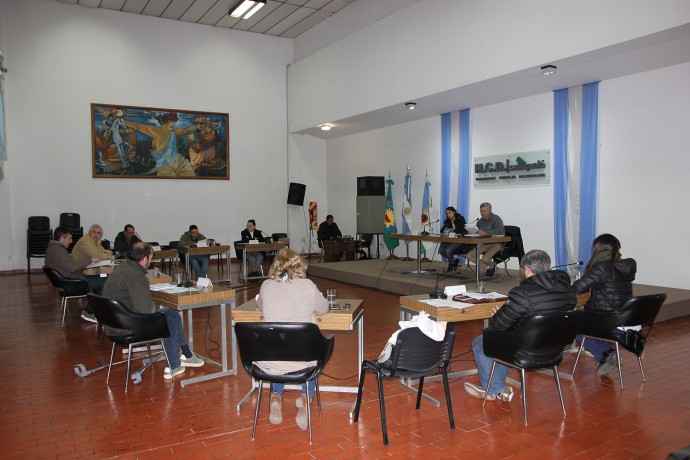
top-left (429, 272), bottom-right (449, 299)
top-left (420, 219), bottom-right (440, 236)
top-left (470, 217), bottom-right (480, 224)
top-left (551, 261), bottom-right (583, 270)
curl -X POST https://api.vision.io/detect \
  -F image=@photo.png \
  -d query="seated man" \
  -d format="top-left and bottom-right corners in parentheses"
top-left (465, 202), bottom-right (505, 277)
top-left (102, 243), bottom-right (204, 379)
top-left (464, 249), bottom-right (576, 402)
top-left (317, 214), bottom-right (343, 260)
top-left (45, 226), bottom-right (105, 323)
top-left (179, 224), bottom-right (210, 278)
top-left (71, 224), bottom-right (113, 275)
top-left (113, 224), bottom-right (142, 254)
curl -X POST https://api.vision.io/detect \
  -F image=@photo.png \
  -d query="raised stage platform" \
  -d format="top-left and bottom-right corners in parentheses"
top-left (307, 258), bottom-right (690, 323)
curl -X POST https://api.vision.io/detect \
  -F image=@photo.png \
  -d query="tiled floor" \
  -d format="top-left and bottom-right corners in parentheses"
top-left (2, 264), bottom-right (689, 459)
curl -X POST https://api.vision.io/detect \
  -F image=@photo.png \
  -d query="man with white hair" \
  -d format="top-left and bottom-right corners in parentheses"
top-left (466, 202), bottom-right (504, 277)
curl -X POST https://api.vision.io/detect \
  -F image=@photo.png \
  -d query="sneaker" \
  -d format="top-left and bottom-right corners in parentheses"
top-left (464, 382), bottom-right (496, 401)
top-left (497, 386), bottom-right (514, 402)
top-left (180, 354), bottom-right (205, 368)
top-left (80, 311), bottom-right (98, 324)
top-left (485, 266), bottom-right (495, 278)
top-left (596, 350), bottom-right (618, 376)
top-left (295, 394), bottom-right (309, 430)
top-left (269, 392), bottom-right (282, 425)
top-left (163, 366), bottom-right (186, 380)
top-left (452, 259), bottom-right (460, 272)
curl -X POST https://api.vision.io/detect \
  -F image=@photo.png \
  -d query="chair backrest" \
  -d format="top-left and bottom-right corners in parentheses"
top-left (59, 213), bottom-right (81, 230)
top-left (234, 322), bottom-right (335, 370)
top-left (168, 240), bottom-right (179, 249)
top-left (87, 294), bottom-right (170, 341)
top-left (234, 240), bottom-right (244, 258)
top-left (514, 309), bottom-right (583, 350)
top-left (388, 322), bottom-right (456, 375)
top-left (494, 225), bottom-right (524, 262)
top-left (617, 293), bottom-right (666, 328)
top-left (42, 266), bottom-right (91, 296)
top-left (28, 216), bottom-right (50, 231)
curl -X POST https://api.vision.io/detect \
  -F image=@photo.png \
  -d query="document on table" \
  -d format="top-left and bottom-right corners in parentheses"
top-left (419, 299), bottom-right (475, 310)
top-left (86, 260), bottom-right (116, 268)
top-left (149, 283), bottom-right (199, 293)
top-left (462, 291), bottom-right (507, 300)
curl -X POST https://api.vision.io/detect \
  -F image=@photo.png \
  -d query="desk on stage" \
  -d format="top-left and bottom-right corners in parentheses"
top-left (322, 239), bottom-right (357, 262)
top-left (236, 241), bottom-right (286, 282)
top-left (178, 245), bottom-right (232, 282)
top-left (233, 298), bottom-right (364, 417)
top-left (392, 233), bottom-right (511, 285)
top-left (151, 286), bottom-right (236, 386)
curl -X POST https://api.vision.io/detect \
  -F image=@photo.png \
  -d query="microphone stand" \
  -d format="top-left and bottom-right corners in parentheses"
top-left (429, 272), bottom-right (448, 299)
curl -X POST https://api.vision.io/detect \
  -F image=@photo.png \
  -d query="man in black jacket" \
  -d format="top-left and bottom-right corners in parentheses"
top-left (464, 249), bottom-right (576, 402)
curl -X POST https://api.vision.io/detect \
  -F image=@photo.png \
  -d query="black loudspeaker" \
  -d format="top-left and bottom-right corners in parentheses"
top-left (287, 182), bottom-right (306, 206)
top-left (357, 176), bottom-right (385, 196)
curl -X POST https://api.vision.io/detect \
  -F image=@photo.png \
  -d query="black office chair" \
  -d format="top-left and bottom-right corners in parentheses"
top-left (353, 322), bottom-right (456, 445)
top-left (271, 233), bottom-right (289, 247)
top-left (43, 266), bottom-right (91, 327)
top-left (491, 225), bottom-right (525, 278)
top-left (572, 293), bottom-right (666, 388)
top-left (234, 322), bottom-right (335, 444)
top-left (87, 294), bottom-right (171, 392)
top-left (59, 212), bottom-right (82, 253)
top-left (356, 233), bottom-right (374, 259)
top-left (483, 309), bottom-right (583, 425)
top-left (27, 216), bottom-right (52, 275)
top-left (233, 240), bottom-right (245, 278)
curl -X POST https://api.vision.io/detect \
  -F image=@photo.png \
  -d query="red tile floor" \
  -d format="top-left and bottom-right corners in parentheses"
top-left (2, 264), bottom-right (689, 459)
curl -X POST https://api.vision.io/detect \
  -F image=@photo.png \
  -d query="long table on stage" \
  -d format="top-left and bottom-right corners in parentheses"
top-left (236, 241), bottom-right (286, 282)
top-left (232, 298), bottom-right (364, 417)
top-left (151, 286), bottom-right (236, 386)
top-left (392, 233), bottom-right (511, 285)
top-left (178, 245), bottom-right (232, 282)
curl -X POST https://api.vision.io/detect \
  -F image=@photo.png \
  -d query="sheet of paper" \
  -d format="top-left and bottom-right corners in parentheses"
top-left (419, 299), bottom-right (475, 309)
top-left (196, 239), bottom-right (208, 247)
top-left (86, 260), bottom-right (115, 268)
top-left (444, 284), bottom-right (467, 297)
top-left (149, 283), bottom-right (177, 291)
top-left (462, 291), bottom-right (507, 300)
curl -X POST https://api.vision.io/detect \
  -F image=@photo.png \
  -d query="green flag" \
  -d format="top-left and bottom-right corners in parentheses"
top-left (383, 178), bottom-right (400, 251)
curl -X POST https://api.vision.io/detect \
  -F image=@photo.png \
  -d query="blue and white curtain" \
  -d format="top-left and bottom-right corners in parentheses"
top-left (553, 82), bottom-right (599, 269)
top-left (441, 109), bottom-right (471, 222)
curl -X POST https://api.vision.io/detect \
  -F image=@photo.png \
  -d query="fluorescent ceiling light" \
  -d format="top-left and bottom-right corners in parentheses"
top-left (229, 0), bottom-right (266, 19)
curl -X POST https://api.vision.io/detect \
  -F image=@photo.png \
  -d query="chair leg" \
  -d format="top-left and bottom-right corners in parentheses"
top-left (614, 343), bottom-right (624, 389)
top-left (251, 380), bottom-right (263, 440)
top-left (571, 338), bottom-right (587, 375)
top-left (521, 369), bottom-right (528, 425)
top-left (106, 342), bottom-right (117, 384)
top-left (483, 362), bottom-right (497, 407)
top-left (553, 366), bottom-right (566, 417)
top-left (442, 368), bottom-right (455, 429)
top-left (306, 386), bottom-right (313, 444)
top-left (637, 355), bottom-right (646, 381)
top-left (353, 365), bottom-right (367, 422)
top-left (61, 298), bottom-right (68, 327)
top-left (314, 378), bottom-right (322, 417)
top-left (125, 344), bottom-right (135, 393)
top-left (376, 374), bottom-right (388, 445)
top-left (415, 376), bottom-right (425, 410)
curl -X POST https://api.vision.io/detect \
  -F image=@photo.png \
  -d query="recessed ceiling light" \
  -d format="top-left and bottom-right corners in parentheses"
top-left (541, 65), bottom-right (557, 76)
top-left (319, 124), bottom-right (332, 131)
top-left (405, 102), bottom-right (417, 110)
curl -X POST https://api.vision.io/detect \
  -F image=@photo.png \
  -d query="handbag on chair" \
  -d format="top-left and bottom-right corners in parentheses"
top-left (618, 329), bottom-right (646, 355)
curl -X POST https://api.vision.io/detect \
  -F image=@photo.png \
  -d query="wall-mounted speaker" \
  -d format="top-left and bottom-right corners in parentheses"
top-left (357, 176), bottom-right (385, 196)
top-left (287, 182), bottom-right (306, 206)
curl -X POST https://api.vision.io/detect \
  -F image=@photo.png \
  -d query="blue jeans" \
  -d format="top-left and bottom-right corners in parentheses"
top-left (439, 243), bottom-right (463, 262)
top-left (84, 275), bottom-right (106, 295)
top-left (189, 255), bottom-right (210, 278)
top-left (160, 307), bottom-right (186, 369)
top-left (472, 334), bottom-right (509, 395)
top-left (576, 329), bottom-right (623, 362)
top-left (271, 379), bottom-right (316, 400)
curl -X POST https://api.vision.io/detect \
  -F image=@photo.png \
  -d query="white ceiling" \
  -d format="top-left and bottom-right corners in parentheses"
top-left (55, 0), bottom-right (356, 38)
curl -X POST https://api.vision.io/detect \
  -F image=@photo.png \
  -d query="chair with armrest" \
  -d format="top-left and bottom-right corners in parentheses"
top-left (87, 294), bottom-right (171, 392)
top-left (491, 225), bottom-right (524, 278)
top-left (572, 293), bottom-right (666, 388)
top-left (234, 322), bottom-right (335, 444)
top-left (353, 322), bottom-right (456, 445)
top-left (483, 309), bottom-right (583, 425)
top-left (27, 216), bottom-right (52, 275)
top-left (43, 266), bottom-right (91, 327)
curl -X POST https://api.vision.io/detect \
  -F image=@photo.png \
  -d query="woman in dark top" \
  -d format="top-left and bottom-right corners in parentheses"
top-left (240, 219), bottom-right (266, 277)
top-left (572, 233), bottom-right (636, 375)
top-left (438, 206), bottom-right (467, 272)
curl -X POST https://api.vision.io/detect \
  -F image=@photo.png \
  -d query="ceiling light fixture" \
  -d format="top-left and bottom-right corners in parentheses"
top-left (319, 124), bottom-right (332, 131)
top-left (228, 0), bottom-right (266, 19)
top-left (540, 65), bottom-right (557, 76)
top-left (405, 102), bottom-right (417, 110)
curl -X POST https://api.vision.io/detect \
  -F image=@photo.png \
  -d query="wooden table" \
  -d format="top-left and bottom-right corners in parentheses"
top-left (236, 241), bottom-right (286, 282)
top-left (151, 286), bottom-right (236, 386)
top-left (178, 245), bottom-right (232, 282)
top-left (392, 233), bottom-right (511, 285)
top-left (153, 248), bottom-right (179, 275)
top-left (322, 239), bottom-right (357, 262)
top-left (233, 298), bottom-right (364, 417)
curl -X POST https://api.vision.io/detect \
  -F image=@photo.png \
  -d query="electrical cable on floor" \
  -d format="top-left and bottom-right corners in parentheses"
top-left (407, 244), bottom-right (441, 296)
top-left (203, 306), bottom-right (222, 360)
top-left (320, 372), bottom-right (359, 381)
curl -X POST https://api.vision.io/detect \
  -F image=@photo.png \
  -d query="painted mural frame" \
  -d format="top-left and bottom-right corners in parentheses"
top-left (91, 103), bottom-right (229, 180)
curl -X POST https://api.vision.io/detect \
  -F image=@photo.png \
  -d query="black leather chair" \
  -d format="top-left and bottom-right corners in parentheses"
top-left (271, 233), bottom-right (289, 247)
top-left (353, 322), bottom-right (456, 445)
top-left (356, 233), bottom-right (374, 259)
top-left (27, 216), bottom-right (52, 274)
top-left (87, 294), bottom-right (171, 392)
top-left (491, 225), bottom-right (525, 278)
top-left (43, 266), bottom-right (91, 327)
top-left (572, 293), bottom-right (666, 388)
top-left (59, 212), bottom-right (82, 253)
top-left (483, 309), bottom-right (583, 425)
top-left (234, 322), bottom-right (335, 444)
top-left (233, 240), bottom-right (245, 278)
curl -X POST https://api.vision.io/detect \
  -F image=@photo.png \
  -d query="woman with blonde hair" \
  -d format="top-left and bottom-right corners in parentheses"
top-left (255, 249), bottom-right (328, 430)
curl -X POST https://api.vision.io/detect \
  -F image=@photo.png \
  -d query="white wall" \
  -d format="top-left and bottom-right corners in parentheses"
top-left (0, 0), bottom-right (292, 271)
top-left (321, 63), bottom-right (690, 289)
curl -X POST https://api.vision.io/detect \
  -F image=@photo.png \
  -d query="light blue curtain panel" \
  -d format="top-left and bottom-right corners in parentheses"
top-left (457, 109), bottom-right (471, 221)
top-left (553, 89), bottom-right (569, 267)
top-left (440, 113), bottom-right (451, 214)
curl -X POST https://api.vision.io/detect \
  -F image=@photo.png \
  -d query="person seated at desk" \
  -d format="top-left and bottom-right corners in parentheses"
top-left (318, 214), bottom-right (343, 261)
top-left (464, 249), bottom-right (576, 402)
top-left (240, 219), bottom-right (266, 277)
top-left (103, 243), bottom-right (204, 380)
top-left (45, 226), bottom-right (105, 323)
top-left (438, 206), bottom-right (467, 272)
top-left (71, 224), bottom-right (113, 276)
top-left (256, 248), bottom-right (328, 431)
top-left (179, 224), bottom-right (210, 278)
top-left (113, 224), bottom-right (142, 255)
top-left (572, 233), bottom-right (636, 376)
top-left (465, 202), bottom-right (505, 277)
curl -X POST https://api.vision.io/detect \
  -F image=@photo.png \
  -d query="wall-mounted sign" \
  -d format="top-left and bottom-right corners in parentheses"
top-left (474, 150), bottom-right (550, 189)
